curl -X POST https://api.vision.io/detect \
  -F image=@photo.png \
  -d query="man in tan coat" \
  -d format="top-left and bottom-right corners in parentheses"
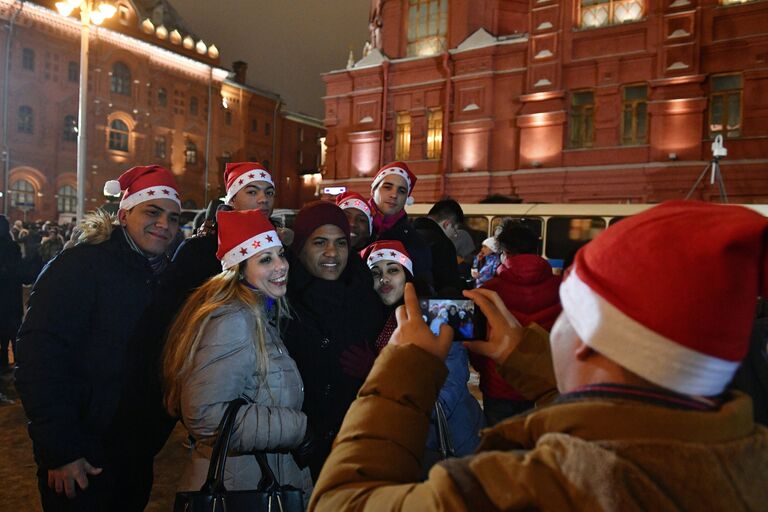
top-left (309, 201), bottom-right (768, 511)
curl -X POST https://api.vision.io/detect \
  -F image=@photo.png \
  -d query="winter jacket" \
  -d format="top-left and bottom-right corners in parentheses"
top-left (16, 213), bottom-right (177, 470)
top-left (285, 252), bottom-right (385, 478)
top-left (309, 326), bottom-right (768, 512)
top-left (373, 214), bottom-right (433, 293)
top-left (472, 252), bottom-right (501, 288)
top-left (413, 217), bottom-right (465, 295)
top-left (170, 232), bottom-right (220, 301)
top-left (470, 253), bottom-right (561, 401)
top-left (426, 342), bottom-right (484, 457)
top-left (177, 303), bottom-right (313, 500)
top-left (0, 236), bottom-right (23, 329)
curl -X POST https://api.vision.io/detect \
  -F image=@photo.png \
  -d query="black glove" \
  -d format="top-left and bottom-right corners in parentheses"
top-left (291, 422), bottom-right (316, 470)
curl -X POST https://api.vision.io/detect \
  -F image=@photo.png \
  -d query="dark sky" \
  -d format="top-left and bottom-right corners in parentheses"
top-left (171, 0), bottom-right (371, 119)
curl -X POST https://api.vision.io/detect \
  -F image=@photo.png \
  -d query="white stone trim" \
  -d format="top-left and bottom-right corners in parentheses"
top-left (220, 230), bottom-right (281, 270)
top-left (119, 185), bottom-right (181, 211)
top-left (366, 248), bottom-right (413, 277)
top-left (560, 268), bottom-right (740, 396)
top-left (225, 169), bottom-right (274, 204)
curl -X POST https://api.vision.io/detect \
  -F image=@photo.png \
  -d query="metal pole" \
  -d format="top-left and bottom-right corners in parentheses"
top-left (76, 1), bottom-right (91, 222)
top-left (204, 66), bottom-right (212, 206)
top-left (2, 1), bottom-right (23, 217)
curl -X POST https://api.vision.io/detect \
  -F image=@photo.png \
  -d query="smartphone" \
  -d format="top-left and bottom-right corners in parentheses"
top-left (418, 297), bottom-right (487, 341)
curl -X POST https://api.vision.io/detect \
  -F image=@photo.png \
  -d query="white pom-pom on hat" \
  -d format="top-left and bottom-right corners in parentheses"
top-left (103, 180), bottom-right (122, 197)
top-left (406, 196), bottom-right (415, 206)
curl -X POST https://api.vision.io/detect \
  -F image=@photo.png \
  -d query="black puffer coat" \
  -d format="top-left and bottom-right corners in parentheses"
top-left (16, 217), bottom-right (177, 470)
top-left (284, 252), bottom-right (385, 478)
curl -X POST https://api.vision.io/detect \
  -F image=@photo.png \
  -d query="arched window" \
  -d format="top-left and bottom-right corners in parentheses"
top-left (18, 105), bottom-right (33, 134)
top-left (63, 115), bottom-right (78, 141)
top-left (110, 61), bottom-right (132, 95)
top-left (189, 96), bottom-right (198, 116)
top-left (10, 179), bottom-right (35, 208)
top-left (108, 119), bottom-right (130, 151)
top-left (57, 185), bottom-right (77, 213)
top-left (185, 141), bottom-right (197, 164)
top-left (158, 87), bottom-right (167, 107)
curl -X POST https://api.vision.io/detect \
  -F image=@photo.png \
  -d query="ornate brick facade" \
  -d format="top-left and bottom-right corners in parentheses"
top-left (322, 0), bottom-right (768, 204)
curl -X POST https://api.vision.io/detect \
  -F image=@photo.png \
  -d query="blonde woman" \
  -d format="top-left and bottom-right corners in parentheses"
top-left (163, 209), bottom-right (313, 502)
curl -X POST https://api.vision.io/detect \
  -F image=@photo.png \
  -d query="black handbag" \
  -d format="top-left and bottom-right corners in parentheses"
top-left (174, 397), bottom-right (304, 512)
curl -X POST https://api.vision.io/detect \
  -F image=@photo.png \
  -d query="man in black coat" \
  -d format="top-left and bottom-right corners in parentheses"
top-left (15, 165), bottom-right (181, 511)
top-left (413, 199), bottom-right (467, 295)
top-left (0, 214), bottom-right (22, 373)
top-left (284, 201), bottom-right (385, 480)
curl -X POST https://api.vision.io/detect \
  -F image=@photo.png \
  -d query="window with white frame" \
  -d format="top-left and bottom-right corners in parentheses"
top-left (407, 0), bottom-right (448, 57)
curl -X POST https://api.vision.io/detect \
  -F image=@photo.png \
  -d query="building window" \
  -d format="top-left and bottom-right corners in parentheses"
top-left (224, 110), bottom-right (232, 126)
top-left (17, 105), bottom-right (33, 134)
top-left (709, 74), bottom-right (742, 138)
top-left (57, 185), bottom-right (77, 213)
top-left (189, 96), bottom-right (198, 116)
top-left (10, 179), bottom-right (35, 208)
top-left (395, 111), bottom-right (412, 160)
top-left (22, 48), bottom-right (35, 71)
top-left (407, 0), bottom-right (448, 57)
top-left (298, 127), bottom-right (304, 142)
top-left (110, 61), bottom-right (131, 96)
top-left (721, 0), bottom-right (758, 4)
top-left (251, 119), bottom-right (258, 132)
top-left (297, 150), bottom-right (303, 166)
top-left (580, 0), bottom-right (644, 29)
top-left (265, 122), bottom-right (271, 136)
top-left (154, 136), bottom-right (167, 159)
top-left (63, 115), bottom-right (78, 141)
top-left (108, 119), bottom-right (130, 152)
top-left (621, 85), bottom-right (648, 145)
top-left (185, 141), bottom-right (198, 164)
top-left (568, 91), bottom-right (595, 148)
top-left (68, 61), bottom-right (78, 82)
top-left (158, 88), bottom-right (167, 107)
top-left (426, 108), bottom-right (443, 159)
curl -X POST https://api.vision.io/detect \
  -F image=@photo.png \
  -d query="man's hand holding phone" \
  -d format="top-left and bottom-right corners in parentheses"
top-left (463, 288), bottom-right (525, 364)
top-left (389, 283), bottom-right (453, 361)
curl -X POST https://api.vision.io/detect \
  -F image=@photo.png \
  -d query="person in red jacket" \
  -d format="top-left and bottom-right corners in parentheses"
top-left (469, 221), bottom-right (562, 424)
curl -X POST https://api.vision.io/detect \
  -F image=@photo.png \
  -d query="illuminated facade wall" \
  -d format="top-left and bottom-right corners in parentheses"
top-left (322, 0), bottom-right (768, 204)
top-left (0, 0), bottom-right (323, 221)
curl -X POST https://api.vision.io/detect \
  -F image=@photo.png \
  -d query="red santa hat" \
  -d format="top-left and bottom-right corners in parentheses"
top-left (370, 161), bottom-right (417, 206)
top-left (215, 209), bottom-right (281, 270)
top-left (560, 200), bottom-right (768, 396)
top-left (336, 191), bottom-right (373, 233)
top-left (103, 165), bottom-right (180, 211)
top-left (361, 240), bottom-right (413, 277)
top-left (223, 162), bottom-right (274, 204)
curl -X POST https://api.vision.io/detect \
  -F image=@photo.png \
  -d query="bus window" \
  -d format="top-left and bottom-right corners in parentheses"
top-left (545, 217), bottom-right (606, 260)
top-left (464, 216), bottom-right (489, 238)
top-left (491, 216), bottom-right (544, 255)
top-left (608, 216), bottom-right (626, 226)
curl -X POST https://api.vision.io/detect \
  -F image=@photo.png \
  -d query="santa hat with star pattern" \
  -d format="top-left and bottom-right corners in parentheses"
top-left (103, 165), bottom-right (180, 210)
top-left (224, 162), bottom-right (274, 204)
top-left (215, 209), bottom-right (281, 270)
top-left (560, 200), bottom-right (768, 396)
top-left (336, 191), bottom-right (373, 234)
top-left (361, 240), bottom-right (413, 277)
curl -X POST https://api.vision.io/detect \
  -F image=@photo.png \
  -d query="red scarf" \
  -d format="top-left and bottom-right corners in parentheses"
top-left (368, 198), bottom-right (406, 236)
top-left (375, 311), bottom-right (398, 353)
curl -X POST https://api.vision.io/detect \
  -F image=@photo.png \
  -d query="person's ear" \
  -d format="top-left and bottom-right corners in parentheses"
top-left (117, 209), bottom-right (129, 227)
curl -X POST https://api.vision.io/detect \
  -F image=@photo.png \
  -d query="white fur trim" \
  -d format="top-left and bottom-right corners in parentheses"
top-left (103, 180), bottom-right (122, 197)
top-left (560, 269), bottom-right (740, 396)
top-left (119, 185), bottom-right (181, 211)
top-left (220, 229), bottom-right (281, 270)
top-left (371, 166), bottom-right (412, 194)
top-left (366, 248), bottom-right (413, 277)
top-left (338, 197), bottom-right (373, 233)
top-left (225, 169), bottom-right (274, 204)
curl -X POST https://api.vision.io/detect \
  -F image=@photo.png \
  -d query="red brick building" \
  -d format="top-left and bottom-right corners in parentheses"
top-left (322, 0), bottom-right (768, 203)
top-left (0, 0), bottom-right (323, 222)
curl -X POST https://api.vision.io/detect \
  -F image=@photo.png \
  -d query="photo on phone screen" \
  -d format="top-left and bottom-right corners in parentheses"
top-left (418, 298), bottom-right (486, 341)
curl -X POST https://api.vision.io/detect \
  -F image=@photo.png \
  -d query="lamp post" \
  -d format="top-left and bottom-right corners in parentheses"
top-left (56, 0), bottom-right (115, 222)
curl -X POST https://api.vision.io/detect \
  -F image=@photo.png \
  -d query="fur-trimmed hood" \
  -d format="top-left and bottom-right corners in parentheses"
top-left (76, 209), bottom-right (119, 246)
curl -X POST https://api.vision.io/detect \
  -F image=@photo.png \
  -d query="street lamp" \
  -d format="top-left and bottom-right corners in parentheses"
top-left (55, 0), bottom-right (115, 222)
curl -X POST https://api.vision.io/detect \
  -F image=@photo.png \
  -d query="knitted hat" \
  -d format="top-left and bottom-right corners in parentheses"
top-left (482, 237), bottom-right (499, 253)
top-left (215, 209), bottom-right (281, 270)
top-left (336, 191), bottom-right (373, 234)
top-left (361, 240), bottom-right (413, 277)
top-left (292, 200), bottom-right (350, 254)
top-left (560, 200), bottom-right (768, 396)
top-left (223, 162), bottom-right (274, 204)
top-left (103, 165), bottom-right (180, 210)
top-left (370, 161), bottom-right (417, 206)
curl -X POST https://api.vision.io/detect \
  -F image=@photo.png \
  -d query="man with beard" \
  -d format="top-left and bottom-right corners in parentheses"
top-left (16, 166), bottom-right (181, 511)
top-left (284, 201), bottom-right (385, 480)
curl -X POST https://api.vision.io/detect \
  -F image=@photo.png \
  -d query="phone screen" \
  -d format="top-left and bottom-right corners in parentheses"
top-left (418, 298), bottom-right (486, 341)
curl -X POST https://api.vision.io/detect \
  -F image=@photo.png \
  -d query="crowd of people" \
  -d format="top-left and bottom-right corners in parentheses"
top-left (1, 158), bottom-right (766, 511)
